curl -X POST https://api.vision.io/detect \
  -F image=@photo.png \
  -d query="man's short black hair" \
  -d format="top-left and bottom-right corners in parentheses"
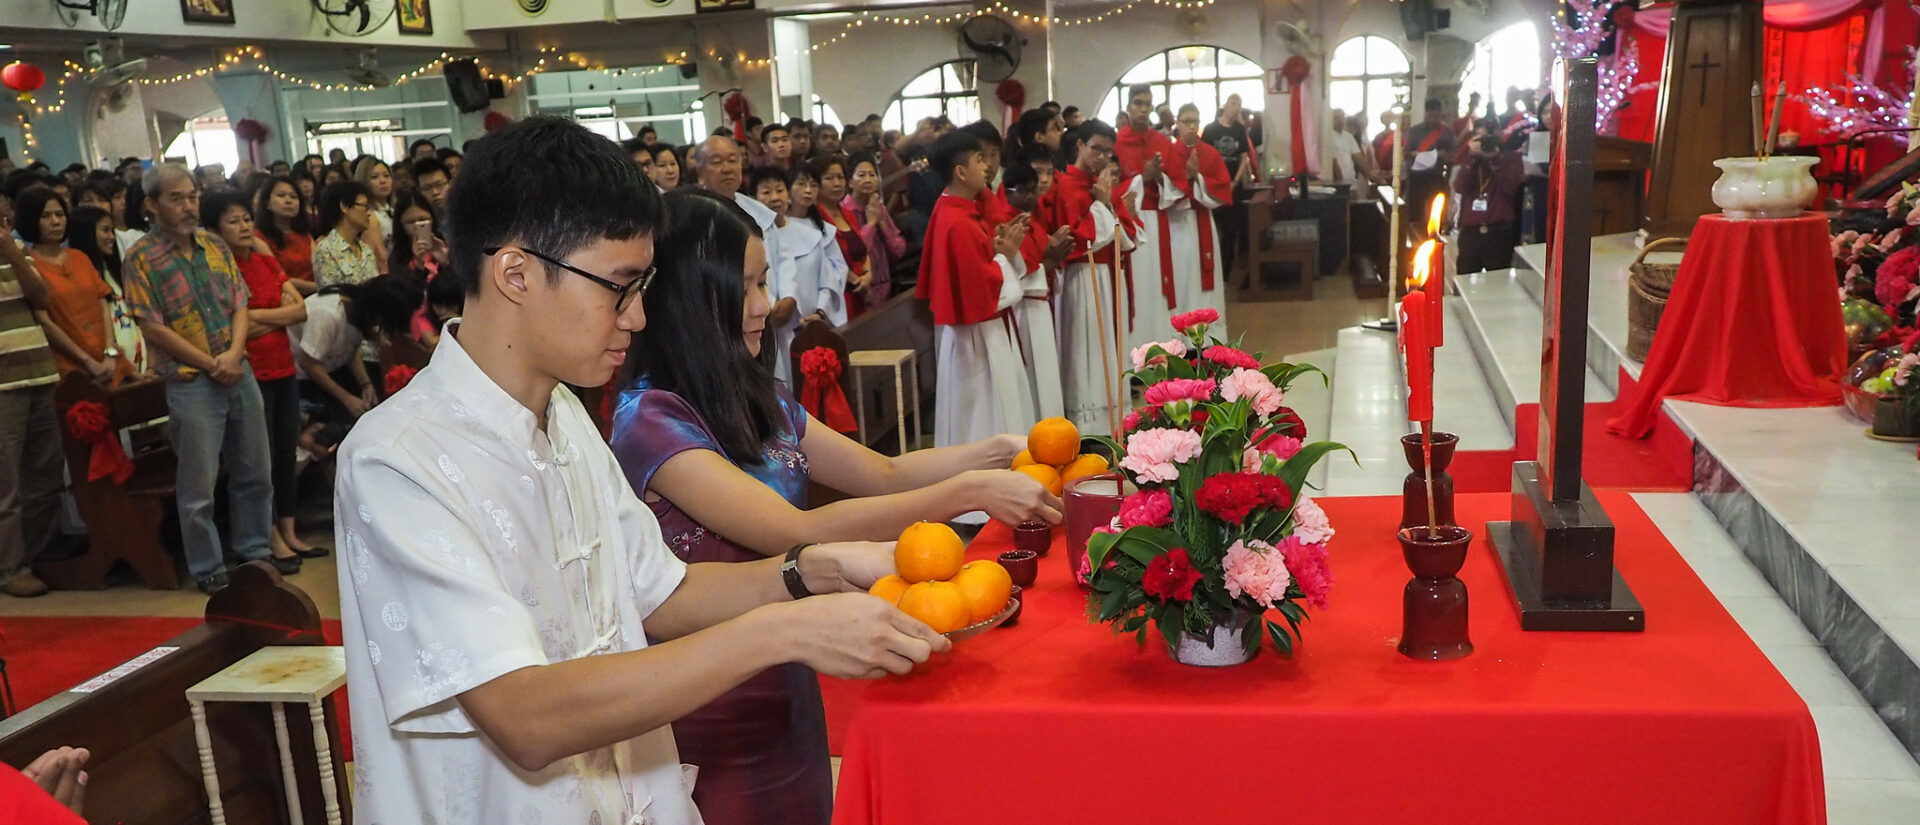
top-left (1000, 158), bottom-right (1038, 192)
top-left (1061, 119), bottom-right (1117, 162)
top-left (929, 131), bottom-right (981, 188)
top-left (1127, 84), bottom-right (1153, 105)
top-left (759, 122), bottom-right (788, 143)
top-left (746, 164), bottom-right (789, 194)
top-left (317, 180), bottom-right (372, 232)
top-left (1425, 97), bottom-right (1444, 112)
top-left (1040, 101), bottom-right (1062, 113)
top-left (745, 116), bottom-right (764, 132)
top-left (436, 147), bottom-right (463, 161)
top-left (620, 137), bottom-right (651, 155)
top-left (638, 125), bottom-right (658, 139)
top-left (408, 138), bottom-right (437, 156)
top-left (960, 119), bottom-right (1001, 148)
top-left (411, 157), bottom-right (450, 182)
top-left (862, 113), bottom-right (882, 125)
top-left (1062, 105), bottom-right (1080, 117)
top-left (444, 114), bottom-right (663, 297)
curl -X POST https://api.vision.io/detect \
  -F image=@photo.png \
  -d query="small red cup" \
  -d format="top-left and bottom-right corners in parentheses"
top-left (997, 549), bottom-right (1039, 588)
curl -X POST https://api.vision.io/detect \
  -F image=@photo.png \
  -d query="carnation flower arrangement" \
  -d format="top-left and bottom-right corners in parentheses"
top-left (1086, 308), bottom-right (1350, 661)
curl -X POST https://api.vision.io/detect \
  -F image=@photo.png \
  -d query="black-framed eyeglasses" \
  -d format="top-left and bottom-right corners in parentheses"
top-left (485, 246), bottom-right (654, 312)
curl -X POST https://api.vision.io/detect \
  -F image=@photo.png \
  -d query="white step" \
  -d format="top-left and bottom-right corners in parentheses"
top-left (1454, 269), bottom-right (1614, 435)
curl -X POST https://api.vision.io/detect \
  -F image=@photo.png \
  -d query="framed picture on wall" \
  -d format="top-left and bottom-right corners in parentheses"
top-left (398, 0), bottom-right (433, 34)
top-left (697, 0), bottom-right (755, 11)
top-left (180, 0), bottom-right (234, 24)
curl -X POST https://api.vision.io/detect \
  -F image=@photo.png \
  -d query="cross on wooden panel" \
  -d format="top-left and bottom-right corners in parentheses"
top-left (1687, 49), bottom-right (1723, 105)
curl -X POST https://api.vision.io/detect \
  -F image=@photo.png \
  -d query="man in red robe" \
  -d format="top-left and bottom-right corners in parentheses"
top-left (1164, 102), bottom-right (1236, 329)
top-left (1114, 84), bottom-right (1178, 348)
top-left (916, 130), bottom-right (1036, 451)
top-left (1048, 121), bottom-right (1131, 434)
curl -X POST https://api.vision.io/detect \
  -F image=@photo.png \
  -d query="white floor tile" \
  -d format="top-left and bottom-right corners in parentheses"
top-left (1762, 645), bottom-right (1869, 708)
top-left (1811, 706), bottom-right (1920, 781)
top-left (1723, 596), bottom-right (1822, 649)
top-left (1827, 778), bottom-right (1920, 825)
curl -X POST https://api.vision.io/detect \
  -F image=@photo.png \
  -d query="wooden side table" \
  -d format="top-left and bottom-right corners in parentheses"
top-left (186, 646), bottom-right (348, 825)
top-left (848, 349), bottom-right (922, 455)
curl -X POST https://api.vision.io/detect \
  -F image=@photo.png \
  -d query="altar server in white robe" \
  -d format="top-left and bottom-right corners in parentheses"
top-left (335, 115), bottom-right (944, 825)
top-left (1114, 84), bottom-right (1179, 353)
top-left (1165, 103), bottom-right (1234, 339)
top-left (748, 164), bottom-right (848, 387)
top-left (1048, 122), bottom-right (1132, 435)
top-left (1001, 159), bottom-right (1071, 420)
top-left (915, 130), bottom-right (1035, 450)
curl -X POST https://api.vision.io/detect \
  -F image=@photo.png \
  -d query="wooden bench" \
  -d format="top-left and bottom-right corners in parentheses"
top-left (40, 372), bottom-right (180, 590)
top-left (0, 562), bottom-right (350, 825)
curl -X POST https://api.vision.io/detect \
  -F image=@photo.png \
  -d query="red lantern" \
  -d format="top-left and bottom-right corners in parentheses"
top-left (1, 62), bottom-right (46, 94)
top-left (482, 110), bottom-right (512, 133)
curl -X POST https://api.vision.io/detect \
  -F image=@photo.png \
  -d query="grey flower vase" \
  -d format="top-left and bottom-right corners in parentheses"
top-left (1166, 613), bottom-right (1256, 667)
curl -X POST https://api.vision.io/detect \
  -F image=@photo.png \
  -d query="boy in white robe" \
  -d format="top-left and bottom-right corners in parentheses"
top-left (1049, 121), bottom-right (1132, 436)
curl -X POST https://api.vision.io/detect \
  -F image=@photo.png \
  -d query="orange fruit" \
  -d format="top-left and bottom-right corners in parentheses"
top-left (895, 521), bottom-right (966, 583)
top-left (1014, 463), bottom-right (1064, 497)
top-left (897, 580), bottom-right (971, 633)
top-left (868, 574), bottom-right (910, 605)
top-left (1027, 417), bottom-right (1081, 466)
top-left (951, 561), bottom-right (1014, 623)
top-left (1011, 449), bottom-right (1037, 469)
top-left (1060, 453), bottom-right (1110, 487)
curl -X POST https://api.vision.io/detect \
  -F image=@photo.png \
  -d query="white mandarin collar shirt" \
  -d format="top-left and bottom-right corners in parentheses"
top-left (335, 323), bottom-right (699, 825)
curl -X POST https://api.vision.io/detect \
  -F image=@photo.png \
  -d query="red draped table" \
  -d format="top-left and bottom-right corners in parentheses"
top-left (1611, 213), bottom-right (1845, 437)
top-left (825, 493), bottom-right (1824, 825)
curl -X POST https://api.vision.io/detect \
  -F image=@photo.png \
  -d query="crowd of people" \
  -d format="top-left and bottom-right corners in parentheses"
top-left (0, 143), bottom-right (466, 598)
top-left (0, 86), bottom-right (1270, 825)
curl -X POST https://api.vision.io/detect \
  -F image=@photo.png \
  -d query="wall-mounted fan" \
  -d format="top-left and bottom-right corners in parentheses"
top-left (310, 0), bottom-right (394, 37)
top-left (958, 15), bottom-right (1022, 84)
top-left (52, 0), bottom-right (128, 30)
top-left (344, 48), bottom-right (392, 87)
top-left (83, 40), bottom-right (147, 87)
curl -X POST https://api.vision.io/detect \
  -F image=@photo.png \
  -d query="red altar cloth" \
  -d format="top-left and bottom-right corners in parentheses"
top-left (1610, 213), bottom-right (1844, 438)
top-left (828, 493), bottom-right (1824, 825)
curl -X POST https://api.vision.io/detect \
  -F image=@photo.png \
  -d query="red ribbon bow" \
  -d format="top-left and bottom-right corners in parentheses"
top-left (798, 347), bottom-right (858, 435)
top-left (65, 400), bottom-right (133, 485)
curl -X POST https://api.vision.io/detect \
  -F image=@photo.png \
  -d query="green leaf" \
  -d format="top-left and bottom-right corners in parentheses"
top-left (1084, 434), bottom-right (1123, 463)
top-left (1262, 362), bottom-right (1327, 391)
top-left (1098, 584), bottom-right (1131, 621)
top-left (1278, 441), bottom-right (1356, 496)
top-left (1086, 530), bottom-right (1117, 574)
top-left (1165, 355), bottom-right (1200, 380)
top-left (1155, 608), bottom-right (1184, 651)
top-left (1240, 612), bottom-right (1263, 656)
top-left (1266, 619), bottom-right (1296, 656)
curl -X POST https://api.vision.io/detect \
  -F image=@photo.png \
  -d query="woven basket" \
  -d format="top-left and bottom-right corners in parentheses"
top-left (1628, 237), bottom-right (1687, 295)
top-left (1626, 274), bottom-right (1668, 363)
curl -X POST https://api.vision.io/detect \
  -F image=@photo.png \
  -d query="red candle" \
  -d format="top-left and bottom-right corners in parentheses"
top-left (1401, 291), bottom-right (1434, 422)
top-left (1424, 194), bottom-right (1448, 347)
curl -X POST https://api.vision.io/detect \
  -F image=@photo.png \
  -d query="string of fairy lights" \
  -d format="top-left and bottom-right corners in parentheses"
top-left (741, 0), bottom-right (1220, 68)
top-left (11, 0), bottom-right (1215, 150)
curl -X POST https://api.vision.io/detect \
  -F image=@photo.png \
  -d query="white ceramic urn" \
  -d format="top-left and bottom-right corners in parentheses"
top-left (1710, 156), bottom-right (1820, 219)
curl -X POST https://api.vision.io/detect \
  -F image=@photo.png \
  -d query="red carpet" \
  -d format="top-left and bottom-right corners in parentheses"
top-left (1449, 368), bottom-right (1694, 494)
top-left (1, 617), bottom-right (351, 758)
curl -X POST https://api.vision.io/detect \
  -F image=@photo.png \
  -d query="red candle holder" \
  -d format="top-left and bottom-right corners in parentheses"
top-left (1397, 525), bottom-right (1474, 661)
top-left (1064, 472), bottom-right (1125, 589)
top-left (1003, 585), bottom-right (1024, 628)
top-left (1400, 432), bottom-right (1458, 530)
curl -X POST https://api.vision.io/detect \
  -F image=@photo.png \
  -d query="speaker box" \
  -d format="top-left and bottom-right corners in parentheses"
top-left (678, 62), bottom-right (698, 79)
top-left (486, 77), bottom-right (506, 99)
top-left (444, 59), bottom-right (490, 113)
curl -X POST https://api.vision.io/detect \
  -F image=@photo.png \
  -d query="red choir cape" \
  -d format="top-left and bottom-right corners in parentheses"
top-left (1115, 123), bottom-right (1174, 180)
top-left (989, 185), bottom-right (1051, 274)
top-left (916, 194), bottom-right (1010, 327)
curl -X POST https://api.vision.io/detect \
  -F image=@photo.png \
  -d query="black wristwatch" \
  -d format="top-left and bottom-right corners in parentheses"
top-left (782, 544), bottom-right (815, 599)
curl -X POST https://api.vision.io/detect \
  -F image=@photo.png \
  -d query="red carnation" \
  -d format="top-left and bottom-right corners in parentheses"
top-left (1877, 245), bottom-right (1918, 312)
top-left (1195, 473), bottom-right (1262, 523)
top-left (1171, 308), bottom-right (1220, 332)
top-left (1142, 548), bottom-right (1201, 601)
top-left (1202, 345), bottom-right (1260, 370)
top-left (1270, 406), bottom-right (1307, 440)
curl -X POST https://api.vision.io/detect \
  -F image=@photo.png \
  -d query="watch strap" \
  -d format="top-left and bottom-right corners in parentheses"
top-left (782, 544), bottom-right (813, 599)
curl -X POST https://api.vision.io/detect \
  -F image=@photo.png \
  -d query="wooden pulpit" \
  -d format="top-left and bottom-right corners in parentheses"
top-left (1643, 0), bottom-right (1765, 240)
top-left (1594, 137), bottom-right (1653, 237)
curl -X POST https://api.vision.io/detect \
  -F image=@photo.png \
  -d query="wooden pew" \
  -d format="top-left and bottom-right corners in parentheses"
top-left (0, 562), bottom-right (350, 825)
top-left (41, 372), bottom-right (180, 590)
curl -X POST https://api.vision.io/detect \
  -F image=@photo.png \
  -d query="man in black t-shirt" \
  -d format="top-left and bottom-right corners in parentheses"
top-left (1202, 94), bottom-right (1253, 280)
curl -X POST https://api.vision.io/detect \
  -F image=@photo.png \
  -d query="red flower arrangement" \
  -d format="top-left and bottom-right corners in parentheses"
top-left (1142, 548), bottom-right (1201, 601)
top-left (1170, 308), bottom-right (1220, 331)
top-left (1877, 245), bottom-right (1918, 314)
top-left (1202, 345), bottom-right (1260, 370)
top-left (385, 365), bottom-right (420, 395)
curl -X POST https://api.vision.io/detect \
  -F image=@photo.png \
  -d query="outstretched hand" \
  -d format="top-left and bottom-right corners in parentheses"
top-left (22, 746), bottom-right (89, 814)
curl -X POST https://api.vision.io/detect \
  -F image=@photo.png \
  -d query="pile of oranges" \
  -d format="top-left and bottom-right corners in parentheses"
top-left (1011, 417), bottom-right (1108, 496)
top-left (870, 522), bottom-right (1012, 634)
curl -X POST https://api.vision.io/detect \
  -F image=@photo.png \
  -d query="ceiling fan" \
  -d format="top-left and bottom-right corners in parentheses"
top-left (52, 0), bottom-right (128, 31)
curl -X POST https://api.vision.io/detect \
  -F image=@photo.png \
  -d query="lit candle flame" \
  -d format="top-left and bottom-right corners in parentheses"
top-left (1427, 193), bottom-right (1447, 237)
top-left (1410, 240), bottom-right (1436, 290)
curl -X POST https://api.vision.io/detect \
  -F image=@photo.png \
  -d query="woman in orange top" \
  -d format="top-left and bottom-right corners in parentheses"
top-left (255, 175), bottom-right (317, 294)
top-left (16, 188), bottom-right (129, 384)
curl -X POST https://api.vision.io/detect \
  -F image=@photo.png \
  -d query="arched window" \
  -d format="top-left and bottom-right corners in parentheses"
top-left (1096, 46), bottom-right (1263, 126)
top-left (883, 60), bottom-right (980, 133)
top-left (164, 111), bottom-right (240, 172)
top-left (1460, 23), bottom-right (1542, 121)
top-left (1328, 35), bottom-right (1411, 143)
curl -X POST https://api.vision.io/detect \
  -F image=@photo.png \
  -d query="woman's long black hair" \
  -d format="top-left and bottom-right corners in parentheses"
top-left (66, 205), bottom-right (119, 285)
top-left (385, 190), bottom-right (439, 277)
top-left (253, 175), bottom-right (311, 248)
top-left (625, 188), bottom-right (782, 466)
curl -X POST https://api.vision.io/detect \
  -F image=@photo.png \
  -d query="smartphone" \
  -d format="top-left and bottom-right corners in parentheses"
top-left (405, 219), bottom-right (434, 244)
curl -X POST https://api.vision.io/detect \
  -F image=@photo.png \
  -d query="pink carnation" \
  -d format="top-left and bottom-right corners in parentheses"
top-left (1218, 367), bottom-right (1283, 417)
top-left (1278, 535), bottom-right (1334, 610)
top-left (1202, 345), bottom-right (1260, 370)
top-left (1223, 539), bottom-right (1293, 605)
top-left (1290, 497), bottom-right (1335, 545)
top-left (1907, 204), bottom-right (1920, 227)
top-left (1142, 378), bottom-right (1216, 407)
top-left (1243, 435), bottom-right (1303, 473)
top-left (1121, 409), bottom-right (1142, 432)
top-left (1129, 338), bottom-right (1189, 371)
top-left (1171, 308), bottom-right (1220, 332)
top-left (1118, 427), bottom-right (1204, 484)
top-left (1119, 488), bottom-right (1174, 528)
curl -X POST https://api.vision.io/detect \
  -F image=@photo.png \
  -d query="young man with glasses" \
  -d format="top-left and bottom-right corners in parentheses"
top-left (335, 115), bottom-right (946, 825)
top-left (120, 164), bottom-right (287, 593)
top-left (411, 157), bottom-right (454, 218)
